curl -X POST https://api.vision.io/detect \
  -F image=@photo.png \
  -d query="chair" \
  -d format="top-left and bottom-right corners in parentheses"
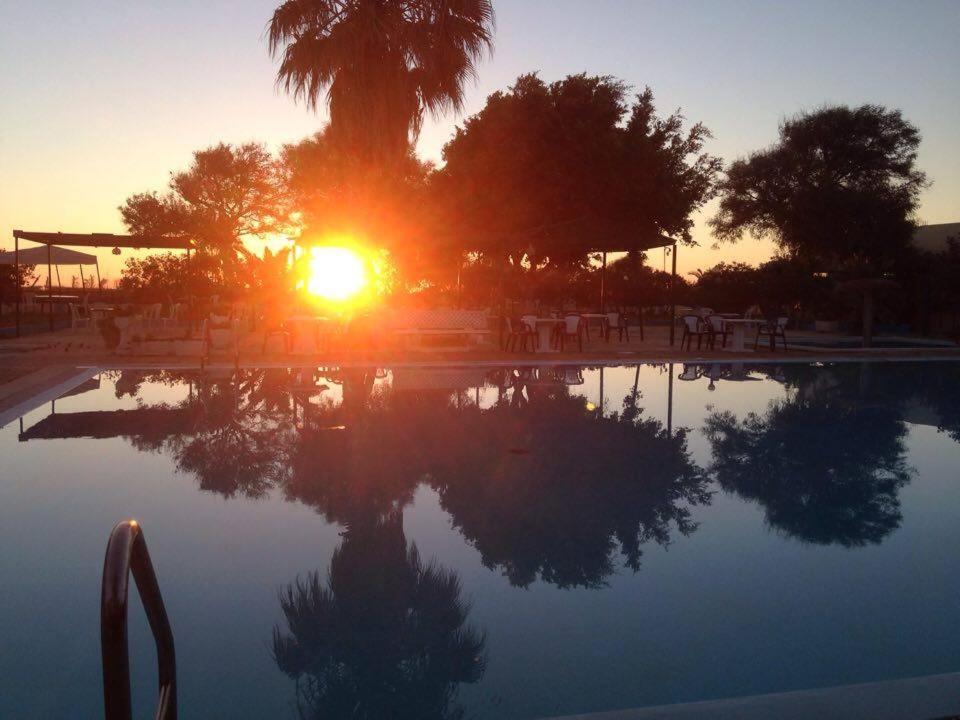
top-left (557, 314), bottom-right (584, 352)
top-left (755, 316), bottom-right (789, 351)
top-left (68, 303), bottom-right (92, 333)
top-left (520, 314), bottom-right (540, 351)
top-left (202, 316), bottom-right (239, 366)
top-left (605, 311), bottom-right (629, 342)
top-left (504, 317), bottom-right (535, 352)
top-left (680, 314), bottom-right (709, 351)
top-left (143, 303), bottom-right (163, 328)
top-left (706, 315), bottom-right (729, 349)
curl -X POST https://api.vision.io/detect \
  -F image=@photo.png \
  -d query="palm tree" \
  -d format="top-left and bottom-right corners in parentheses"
top-left (267, 0), bottom-right (495, 164)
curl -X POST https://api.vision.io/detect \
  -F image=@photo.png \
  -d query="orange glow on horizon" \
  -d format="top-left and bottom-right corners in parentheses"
top-left (306, 246), bottom-right (370, 303)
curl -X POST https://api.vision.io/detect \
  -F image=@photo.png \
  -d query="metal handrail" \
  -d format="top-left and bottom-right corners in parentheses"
top-left (101, 520), bottom-right (177, 720)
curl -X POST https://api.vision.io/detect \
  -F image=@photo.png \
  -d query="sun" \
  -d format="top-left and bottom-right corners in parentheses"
top-left (306, 246), bottom-right (369, 302)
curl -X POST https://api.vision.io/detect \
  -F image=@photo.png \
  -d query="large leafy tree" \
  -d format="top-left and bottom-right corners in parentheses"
top-left (711, 104), bottom-right (927, 274)
top-left (268, 0), bottom-right (495, 165)
top-left (120, 143), bottom-right (288, 286)
top-left (436, 74), bottom-right (720, 269)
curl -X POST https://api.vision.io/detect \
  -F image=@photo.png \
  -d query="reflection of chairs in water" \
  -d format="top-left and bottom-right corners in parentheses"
top-left (678, 364), bottom-right (703, 381)
top-left (549, 366), bottom-right (584, 385)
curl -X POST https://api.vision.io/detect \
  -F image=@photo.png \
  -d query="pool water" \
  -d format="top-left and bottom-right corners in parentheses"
top-left (2, 361), bottom-right (959, 719)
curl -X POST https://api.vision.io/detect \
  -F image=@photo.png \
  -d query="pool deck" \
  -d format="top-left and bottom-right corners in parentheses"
top-left (1, 324), bottom-right (958, 372)
top-left (541, 672), bottom-right (960, 720)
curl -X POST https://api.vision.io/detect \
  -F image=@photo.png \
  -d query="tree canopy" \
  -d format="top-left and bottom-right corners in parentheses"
top-left (268, 0), bottom-right (494, 165)
top-left (436, 73), bottom-right (720, 267)
top-left (711, 104), bottom-right (927, 274)
top-left (120, 142), bottom-right (287, 285)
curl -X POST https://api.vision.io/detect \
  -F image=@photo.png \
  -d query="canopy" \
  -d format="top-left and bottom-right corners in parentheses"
top-left (0, 245), bottom-right (97, 265)
top-left (13, 230), bottom-right (193, 250)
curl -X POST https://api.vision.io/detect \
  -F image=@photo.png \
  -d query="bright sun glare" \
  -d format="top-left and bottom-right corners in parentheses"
top-left (307, 246), bottom-right (369, 302)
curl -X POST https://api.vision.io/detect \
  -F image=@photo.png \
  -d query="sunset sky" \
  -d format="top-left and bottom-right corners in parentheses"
top-left (2, 0), bottom-right (958, 279)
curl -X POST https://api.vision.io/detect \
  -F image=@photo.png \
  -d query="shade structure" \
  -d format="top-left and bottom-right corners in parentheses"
top-left (0, 245), bottom-right (97, 265)
top-left (9, 229), bottom-right (195, 337)
top-left (12, 230), bottom-right (193, 250)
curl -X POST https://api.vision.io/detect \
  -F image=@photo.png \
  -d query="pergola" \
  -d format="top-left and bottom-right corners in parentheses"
top-left (9, 230), bottom-right (195, 336)
top-left (590, 232), bottom-right (682, 345)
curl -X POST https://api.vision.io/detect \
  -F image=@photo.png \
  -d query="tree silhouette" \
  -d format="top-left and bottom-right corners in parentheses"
top-left (268, 0), bottom-right (494, 165)
top-left (703, 365), bottom-right (913, 546)
top-left (273, 514), bottom-right (486, 720)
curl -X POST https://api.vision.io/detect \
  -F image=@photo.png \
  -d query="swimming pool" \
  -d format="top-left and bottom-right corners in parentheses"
top-left (2, 361), bottom-right (959, 719)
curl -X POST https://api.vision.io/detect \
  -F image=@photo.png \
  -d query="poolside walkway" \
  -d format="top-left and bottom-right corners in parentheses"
top-left (541, 671), bottom-right (960, 720)
top-left (1, 325), bottom-right (959, 381)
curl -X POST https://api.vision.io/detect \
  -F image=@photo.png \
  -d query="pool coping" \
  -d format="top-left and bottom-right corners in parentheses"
top-left (541, 671), bottom-right (960, 720)
top-left (74, 353), bottom-right (960, 371)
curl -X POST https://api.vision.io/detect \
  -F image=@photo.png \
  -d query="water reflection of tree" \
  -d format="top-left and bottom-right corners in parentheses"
top-left (427, 386), bottom-right (709, 588)
top-left (703, 364), bottom-right (913, 546)
top-left (272, 514), bottom-right (486, 720)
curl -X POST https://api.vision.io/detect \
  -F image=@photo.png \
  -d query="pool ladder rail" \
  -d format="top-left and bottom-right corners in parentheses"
top-left (101, 520), bottom-right (177, 720)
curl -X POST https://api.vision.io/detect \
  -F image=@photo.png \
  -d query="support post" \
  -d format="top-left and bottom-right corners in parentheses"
top-left (79, 264), bottom-right (84, 290)
top-left (14, 233), bottom-right (21, 338)
top-left (667, 361), bottom-right (674, 438)
top-left (600, 252), bottom-right (607, 313)
top-left (47, 242), bottom-right (54, 331)
top-left (96, 259), bottom-right (102, 291)
top-left (669, 243), bottom-right (677, 347)
top-left (55, 264), bottom-right (62, 289)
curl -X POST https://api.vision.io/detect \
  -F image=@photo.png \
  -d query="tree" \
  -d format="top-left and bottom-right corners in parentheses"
top-left (436, 74), bottom-right (719, 269)
top-left (0, 263), bottom-right (38, 310)
top-left (267, 0), bottom-right (494, 165)
top-left (711, 105), bottom-right (927, 342)
top-left (120, 143), bottom-right (287, 286)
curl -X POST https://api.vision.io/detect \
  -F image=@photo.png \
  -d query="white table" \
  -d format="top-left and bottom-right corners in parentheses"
top-left (532, 318), bottom-right (563, 353)
top-left (580, 313), bottom-right (609, 340)
top-left (720, 318), bottom-right (764, 352)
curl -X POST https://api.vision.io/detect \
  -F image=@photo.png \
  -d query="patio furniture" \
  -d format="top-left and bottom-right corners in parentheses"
top-left (719, 318), bottom-right (765, 352)
top-left (706, 314), bottom-right (729, 349)
top-left (262, 324), bottom-right (292, 354)
top-left (580, 313), bottom-right (609, 340)
top-left (142, 303), bottom-right (163, 328)
top-left (678, 364), bottom-right (703, 381)
top-left (521, 314), bottom-right (540, 350)
top-left (504, 317), bottom-right (536, 352)
top-left (755, 316), bottom-right (789, 352)
top-left (201, 316), bottom-right (240, 365)
top-left (557, 314), bottom-right (584, 352)
top-left (68, 303), bottom-right (92, 333)
top-left (390, 309), bottom-right (492, 350)
top-left (680, 315), bottom-right (710, 350)
top-left (604, 311), bottom-right (629, 342)
top-left (532, 318), bottom-right (564, 353)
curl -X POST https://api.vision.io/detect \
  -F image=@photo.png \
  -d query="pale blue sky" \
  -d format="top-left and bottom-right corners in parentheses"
top-left (2, 0), bottom-right (958, 277)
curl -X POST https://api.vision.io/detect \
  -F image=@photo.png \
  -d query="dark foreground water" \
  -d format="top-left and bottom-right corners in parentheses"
top-left (1, 361), bottom-right (959, 719)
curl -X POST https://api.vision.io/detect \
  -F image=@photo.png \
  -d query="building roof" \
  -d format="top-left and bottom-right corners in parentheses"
top-left (913, 223), bottom-right (960, 253)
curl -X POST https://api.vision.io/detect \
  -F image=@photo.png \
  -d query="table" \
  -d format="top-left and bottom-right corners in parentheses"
top-left (580, 313), bottom-right (610, 340)
top-left (720, 318), bottom-right (764, 352)
top-left (35, 294), bottom-right (80, 310)
top-left (533, 318), bottom-right (563, 353)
